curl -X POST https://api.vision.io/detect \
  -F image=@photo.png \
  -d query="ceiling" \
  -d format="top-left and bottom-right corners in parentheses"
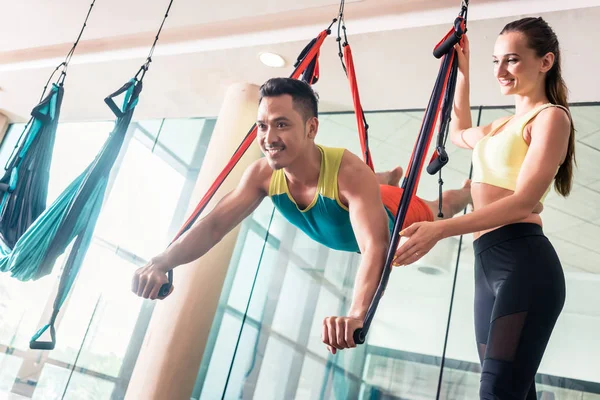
top-left (0, 0), bottom-right (599, 122)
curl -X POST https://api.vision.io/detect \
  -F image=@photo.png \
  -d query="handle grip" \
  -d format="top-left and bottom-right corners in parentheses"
top-left (30, 325), bottom-right (56, 351)
top-left (433, 32), bottom-right (461, 59)
top-left (427, 148), bottom-right (449, 175)
top-left (158, 270), bottom-right (173, 298)
top-left (29, 341), bottom-right (55, 351)
top-left (353, 328), bottom-right (366, 346)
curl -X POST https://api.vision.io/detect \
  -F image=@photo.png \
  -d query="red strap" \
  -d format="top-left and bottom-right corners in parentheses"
top-left (172, 30), bottom-right (330, 241)
top-left (429, 149), bottom-right (439, 165)
top-left (344, 44), bottom-right (374, 171)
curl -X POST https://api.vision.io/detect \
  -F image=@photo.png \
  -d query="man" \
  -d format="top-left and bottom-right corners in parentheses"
top-left (131, 78), bottom-right (471, 354)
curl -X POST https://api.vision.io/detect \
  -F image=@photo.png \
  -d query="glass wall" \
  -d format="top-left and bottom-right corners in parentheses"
top-left (1, 103), bottom-right (598, 399)
top-left (194, 103), bottom-right (600, 399)
top-left (0, 116), bottom-right (215, 399)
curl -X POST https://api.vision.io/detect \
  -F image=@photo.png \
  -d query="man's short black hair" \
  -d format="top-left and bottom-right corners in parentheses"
top-left (258, 78), bottom-right (319, 121)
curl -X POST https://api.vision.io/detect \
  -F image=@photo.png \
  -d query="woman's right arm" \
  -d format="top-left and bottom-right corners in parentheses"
top-left (449, 35), bottom-right (494, 149)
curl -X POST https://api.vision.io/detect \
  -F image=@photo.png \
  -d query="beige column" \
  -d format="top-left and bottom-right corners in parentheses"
top-left (125, 82), bottom-right (262, 400)
top-left (0, 113), bottom-right (9, 144)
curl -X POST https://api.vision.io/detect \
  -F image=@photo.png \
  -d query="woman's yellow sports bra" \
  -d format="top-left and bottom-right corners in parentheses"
top-left (471, 103), bottom-right (569, 202)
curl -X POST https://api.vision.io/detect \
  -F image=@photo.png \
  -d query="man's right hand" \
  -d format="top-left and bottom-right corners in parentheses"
top-left (132, 257), bottom-right (173, 300)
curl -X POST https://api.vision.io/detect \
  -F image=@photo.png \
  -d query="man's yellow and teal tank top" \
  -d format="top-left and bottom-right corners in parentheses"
top-left (268, 145), bottom-right (394, 253)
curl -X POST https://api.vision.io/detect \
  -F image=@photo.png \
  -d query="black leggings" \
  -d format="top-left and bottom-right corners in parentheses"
top-left (473, 223), bottom-right (566, 400)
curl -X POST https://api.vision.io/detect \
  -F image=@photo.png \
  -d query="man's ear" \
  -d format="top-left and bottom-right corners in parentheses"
top-left (307, 117), bottom-right (319, 139)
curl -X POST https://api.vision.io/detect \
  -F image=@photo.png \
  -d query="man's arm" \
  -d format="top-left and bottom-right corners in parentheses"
top-left (343, 155), bottom-right (390, 320)
top-left (322, 151), bottom-right (390, 353)
top-left (132, 159), bottom-right (269, 300)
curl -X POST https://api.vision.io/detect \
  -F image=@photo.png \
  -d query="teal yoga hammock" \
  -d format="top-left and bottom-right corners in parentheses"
top-left (0, 0), bottom-right (173, 350)
top-left (0, 83), bottom-right (64, 249)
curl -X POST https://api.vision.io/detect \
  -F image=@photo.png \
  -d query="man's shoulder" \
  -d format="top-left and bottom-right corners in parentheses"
top-left (338, 149), bottom-right (368, 174)
top-left (337, 150), bottom-right (378, 196)
top-left (245, 158), bottom-right (273, 193)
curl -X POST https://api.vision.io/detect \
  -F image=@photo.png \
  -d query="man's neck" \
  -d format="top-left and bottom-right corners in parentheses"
top-left (284, 144), bottom-right (322, 187)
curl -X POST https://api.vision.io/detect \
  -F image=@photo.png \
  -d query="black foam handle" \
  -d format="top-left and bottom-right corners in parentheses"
top-left (29, 325), bottom-right (56, 351)
top-left (157, 270), bottom-right (173, 298)
top-left (427, 149), bottom-right (449, 175)
top-left (29, 341), bottom-right (55, 351)
top-left (433, 32), bottom-right (461, 59)
top-left (353, 328), bottom-right (366, 345)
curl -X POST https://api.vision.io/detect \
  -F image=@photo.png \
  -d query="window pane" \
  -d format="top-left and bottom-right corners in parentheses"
top-left (0, 123), bottom-right (27, 170)
top-left (295, 356), bottom-right (327, 400)
top-left (199, 312), bottom-right (260, 400)
top-left (253, 337), bottom-right (297, 399)
top-left (32, 364), bottom-right (115, 400)
top-left (50, 244), bottom-right (143, 377)
top-left (93, 135), bottom-right (186, 260)
top-left (0, 269), bottom-right (61, 351)
top-left (153, 119), bottom-right (206, 166)
top-left (227, 227), bottom-right (274, 316)
top-left (47, 122), bottom-right (113, 203)
top-left (442, 104), bottom-right (600, 399)
top-left (61, 371), bottom-right (116, 400)
top-left (0, 353), bottom-right (22, 393)
top-left (0, 115), bottom-right (213, 400)
top-left (271, 262), bottom-right (312, 341)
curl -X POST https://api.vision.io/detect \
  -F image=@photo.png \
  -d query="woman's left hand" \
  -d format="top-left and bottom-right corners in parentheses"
top-left (393, 221), bottom-right (443, 266)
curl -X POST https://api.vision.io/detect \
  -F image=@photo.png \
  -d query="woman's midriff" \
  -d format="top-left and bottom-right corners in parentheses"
top-left (471, 182), bottom-right (543, 240)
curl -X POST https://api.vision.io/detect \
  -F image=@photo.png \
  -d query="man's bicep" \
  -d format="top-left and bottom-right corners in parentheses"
top-left (347, 178), bottom-right (390, 253)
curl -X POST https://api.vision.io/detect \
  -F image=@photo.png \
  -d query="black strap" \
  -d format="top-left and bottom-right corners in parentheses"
top-left (353, 0), bottom-right (468, 344)
top-left (336, 0), bottom-right (348, 74)
top-left (58, 0), bottom-right (97, 85)
top-left (427, 48), bottom-right (460, 216)
top-left (134, 0), bottom-right (174, 84)
top-left (104, 81), bottom-right (136, 118)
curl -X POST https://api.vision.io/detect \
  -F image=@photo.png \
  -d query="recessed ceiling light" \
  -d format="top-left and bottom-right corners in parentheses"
top-left (259, 52), bottom-right (286, 68)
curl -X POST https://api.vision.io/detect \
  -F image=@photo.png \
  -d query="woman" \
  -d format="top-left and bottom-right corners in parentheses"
top-left (394, 17), bottom-right (575, 399)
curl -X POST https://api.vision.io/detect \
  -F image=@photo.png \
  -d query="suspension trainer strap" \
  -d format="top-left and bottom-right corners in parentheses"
top-left (344, 44), bottom-right (374, 171)
top-left (433, 0), bottom-right (468, 59)
top-left (334, 3), bottom-right (374, 170)
top-left (427, 50), bottom-right (460, 217)
top-left (353, 0), bottom-right (468, 345)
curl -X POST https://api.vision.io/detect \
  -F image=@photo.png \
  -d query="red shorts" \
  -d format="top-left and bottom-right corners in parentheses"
top-left (379, 184), bottom-right (434, 229)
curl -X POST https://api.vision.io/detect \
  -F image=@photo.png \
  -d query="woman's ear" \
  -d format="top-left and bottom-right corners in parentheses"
top-left (540, 51), bottom-right (555, 73)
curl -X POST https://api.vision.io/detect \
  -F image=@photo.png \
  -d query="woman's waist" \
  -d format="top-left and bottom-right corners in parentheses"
top-left (471, 183), bottom-right (543, 239)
